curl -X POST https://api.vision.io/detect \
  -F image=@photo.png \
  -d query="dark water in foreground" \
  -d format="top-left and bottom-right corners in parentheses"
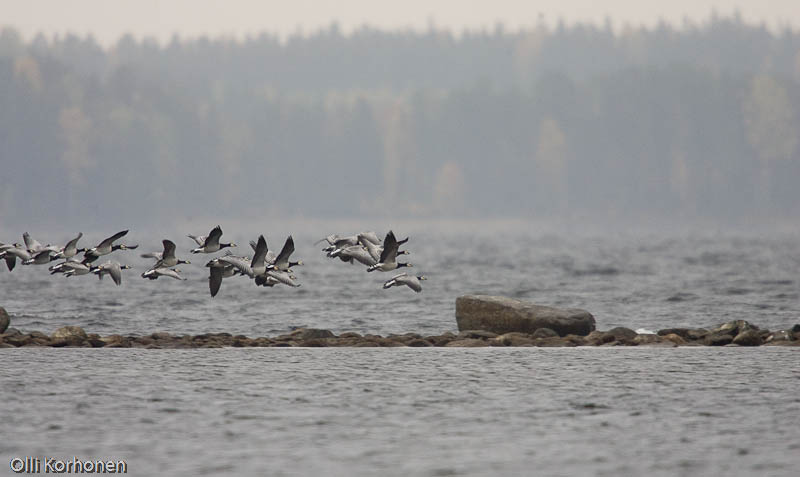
top-left (1, 348), bottom-right (799, 476)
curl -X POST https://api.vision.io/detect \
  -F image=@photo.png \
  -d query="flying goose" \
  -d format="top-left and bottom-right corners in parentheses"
top-left (0, 244), bottom-right (31, 271)
top-left (358, 233), bottom-right (409, 262)
top-left (49, 259), bottom-right (80, 274)
top-left (366, 231), bottom-right (412, 272)
top-left (268, 235), bottom-right (302, 271)
top-left (330, 245), bottom-right (376, 266)
top-left (23, 250), bottom-right (59, 265)
top-left (190, 225), bottom-right (236, 254)
top-left (83, 230), bottom-right (137, 264)
top-left (56, 233), bottom-right (85, 259)
top-left (147, 239), bottom-right (190, 268)
top-left (52, 260), bottom-right (97, 277)
top-left (206, 257), bottom-right (240, 297)
top-left (91, 261), bottom-right (132, 286)
top-left (383, 272), bottom-right (427, 292)
top-left (141, 267), bottom-right (187, 280)
top-left (0, 243), bottom-right (12, 270)
top-left (317, 231), bottom-right (381, 252)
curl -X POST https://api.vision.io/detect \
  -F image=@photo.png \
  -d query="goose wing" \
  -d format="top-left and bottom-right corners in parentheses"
top-left (160, 268), bottom-right (185, 280)
top-left (62, 232), bottom-right (83, 257)
top-left (359, 235), bottom-right (382, 261)
top-left (23, 232), bottom-right (43, 252)
top-left (333, 236), bottom-right (358, 248)
top-left (209, 266), bottom-right (223, 297)
top-left (393, 273), bottom-right (422, 292)
top-left (267, 270), bottom-right (300, 287)
top-left (379, 230), bottom-right (399, 263)
top-left (358, 231), bottom-right (381, 245)
top-left (218, 254), bottom-right (254, 277)
top-left (98, 230), bottom-right (128, 249)
top-left (315, 234), bottom-right (338, 246)
top-left (274, 235), bottom-right (295, 266)
top-left (251, 235), bottom-right (268, 269)
top-left (5, 246), bottom-right (31, 261)
top-left (343, 245), bottom-right (376, 266)
top-left (383, 272), bottom-right (407, 289)
top-left (105, 262), bottom-right (123, 286)
top-left (204, 226), bottom-right (223, 248)
top-left (62, 261), bottom-right (89, 273)
top-left (188, 234), bottom-right (206, 246)
top-left (162, 239), bottom-right (177, 260)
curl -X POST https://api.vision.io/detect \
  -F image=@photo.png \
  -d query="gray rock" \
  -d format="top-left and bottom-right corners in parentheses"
top-left (732, 330), bottom-right (763, 346)
top-left (494, 332), bottom-right (537, 346)
top-left (657, 328), bottom-right (692, 338)
top-left (444, 338), bottom-right (491, 347)
top-left (0, 307), bottom-right (9, 334)
top-left (51, 326), bottom-right (88, 340)
top-left (455, 295), bottom-right (595, 336)
top-left (531, 327), bottom-right (558, 338)
top-left (605, 327), bottom-right (638, 342)
top-left (712, 320), bottom-right (758, 336)
top-left (406, 339), bottom-right (433, 347)
top-left (290, 328), bottom-right (335, 340)
top-left (686, 329), bottom-right (710, 341)
top-left (705, 332), bottom-right (734, 346)
top-left (456, 330), bottom-right (498, 340)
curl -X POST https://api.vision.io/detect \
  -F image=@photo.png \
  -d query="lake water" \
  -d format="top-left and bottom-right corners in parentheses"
top-left (2, 221), bottom-right (799, 475)
top-left (1, 348), bottom-right (799, 476)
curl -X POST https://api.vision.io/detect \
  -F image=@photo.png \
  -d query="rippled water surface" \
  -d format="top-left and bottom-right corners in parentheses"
top-left (1, 348), bottom-right (799, 476)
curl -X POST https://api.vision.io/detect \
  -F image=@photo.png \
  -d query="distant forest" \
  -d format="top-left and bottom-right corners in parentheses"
top-left (1, 15), bottom-right (799, 227)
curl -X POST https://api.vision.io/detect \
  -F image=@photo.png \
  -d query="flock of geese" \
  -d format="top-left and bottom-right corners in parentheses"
top-left (0, 226), bottom-right (427, 296)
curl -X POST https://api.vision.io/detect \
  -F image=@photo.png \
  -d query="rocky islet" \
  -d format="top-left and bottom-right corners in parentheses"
top-left (1, 301), bottom-right (798, 348)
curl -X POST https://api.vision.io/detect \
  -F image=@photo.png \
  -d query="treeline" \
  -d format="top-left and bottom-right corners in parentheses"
top-left (0, 15), bottom-right (799, 226)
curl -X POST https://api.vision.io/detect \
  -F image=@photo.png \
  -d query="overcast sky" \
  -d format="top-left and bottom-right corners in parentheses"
top-left (2, 0), bottom-right (797, 47)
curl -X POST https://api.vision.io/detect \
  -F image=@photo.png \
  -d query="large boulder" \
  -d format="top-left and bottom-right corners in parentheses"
top-left (455, 295), bottom-right (596, 336)
top-left (0, 307), bottom-right (9, 334)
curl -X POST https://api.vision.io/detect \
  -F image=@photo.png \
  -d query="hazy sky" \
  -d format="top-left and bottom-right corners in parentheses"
top-left (2, 0), bottom-right (798, 47)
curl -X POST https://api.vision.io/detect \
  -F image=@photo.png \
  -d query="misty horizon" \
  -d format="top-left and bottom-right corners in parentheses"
top-left (1, 13), bottom-right (800, 230)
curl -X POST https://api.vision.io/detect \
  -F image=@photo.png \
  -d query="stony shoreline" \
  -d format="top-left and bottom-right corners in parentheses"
top-left (1, 322), bottom-right (799, 349)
